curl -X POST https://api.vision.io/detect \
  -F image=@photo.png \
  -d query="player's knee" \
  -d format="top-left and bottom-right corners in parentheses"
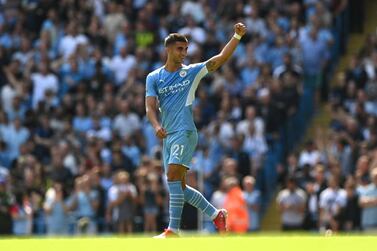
top-left (167, 164), bottom-right (185, 181)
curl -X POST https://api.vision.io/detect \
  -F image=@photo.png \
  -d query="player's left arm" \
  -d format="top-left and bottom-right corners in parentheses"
top-left (205, 23), bottom-right (247, 73)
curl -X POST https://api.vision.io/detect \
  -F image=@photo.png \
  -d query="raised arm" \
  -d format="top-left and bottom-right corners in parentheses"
top-left (206, 23), bottom-right (247, 73)
top-left (145, 96), bottom-right (167, 139)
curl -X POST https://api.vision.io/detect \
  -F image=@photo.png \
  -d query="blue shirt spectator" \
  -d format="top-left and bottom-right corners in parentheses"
top-left (43, 185), bottom-right (69, 235)
top-left (300, 28), bottom-right (327, 75)
top-left (121, 137), bottom-right (141, 167)
top-left (359, 170), bottom-right (377, 231)
top-left (0, 119), bottom-right (30, 161)
top-left (243, 176), bottom-right (261, 231)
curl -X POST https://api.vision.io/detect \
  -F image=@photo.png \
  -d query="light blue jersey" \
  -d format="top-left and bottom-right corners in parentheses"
top-left (146, 62), bottom-right (208, 134)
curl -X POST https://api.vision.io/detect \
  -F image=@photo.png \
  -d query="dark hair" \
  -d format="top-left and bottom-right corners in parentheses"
top-left (164, 33), bottom-right (188, 47)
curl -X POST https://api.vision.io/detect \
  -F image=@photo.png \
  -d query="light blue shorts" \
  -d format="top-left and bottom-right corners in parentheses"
top-left (162, 130), bottom-right (198, 171)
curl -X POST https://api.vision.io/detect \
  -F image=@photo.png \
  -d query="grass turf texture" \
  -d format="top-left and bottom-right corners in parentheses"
top-left (0, 235), bottom-right (376, 251)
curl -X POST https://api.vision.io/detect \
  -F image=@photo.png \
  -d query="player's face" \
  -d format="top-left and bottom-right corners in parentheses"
top-left (168, 41), bottom-right (188, 64)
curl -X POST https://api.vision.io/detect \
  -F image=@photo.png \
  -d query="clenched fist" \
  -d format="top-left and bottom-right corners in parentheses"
top-left (234, 23), bottom-right (247, 37)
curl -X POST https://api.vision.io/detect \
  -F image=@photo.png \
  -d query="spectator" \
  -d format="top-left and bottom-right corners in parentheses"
top-left (226, 135), bottom-right (251, 178)
top-left (303, 181), bottom-right (319, 231)
top-left (342, 178), bottom-right (361, 231)
top-left (299, 25), bottom-right (327, 90)
top-left (103, 2), bottom-right (127, 44)
top-left (70, 175), bottom-right (99, 235)
top-left (88, 168), bottom-right (107, 233)
top-left (298, 140), bottom-right (322, 168)
top-left (107, 171), bottom-right (137, 233)
top-left (236, 105), bottom-right (264, 137)
top-left (273, 53), bottom-right (302, 79)
top-left (0, 140), bottom-right (11, 169)
top-left (179, 15), bottom-right (206, 45)
top-left (257, 88), bottom-right (284, 144)
top-left (0, 177), bottom-right (13, 235)
top-left (1, 59), bottom-right (23, 112)
top-left (210, 177), bottom-right (228, 219)
top-left (43, 181), bottom-right (69, 235)
top-left (277, 177), bottom-right (306, 231)
top-left (319, 175), bottom-right (347, 232)
top-left (242, 176), bottom-right (261, 231)
top-left (0, 118), bottom-right (30, 161)
top-left (48, 147), bottom-right (73, 189)
top-left (113, 100), bottom-right (141, 138)
top-left (58, 21), bottom-right (88, 59)
top-left (241, 122), bottom-right (268, 173)
top-left (5, 95), bottom-right (27, 122)
top-left (109, 46), bottom-right (136, 86)
top-left (30, 62), bottom-right (58, 109)
top-left (86, 114), bottom-right (112, 143)
top-left (224, 176), bottom-right (249, 233)
top-left (11, 192), bottom-right (33, 235)
top-left (140, 173), bottom-right (163, 233)
top-left (359, 168), bottom-right (377, 232)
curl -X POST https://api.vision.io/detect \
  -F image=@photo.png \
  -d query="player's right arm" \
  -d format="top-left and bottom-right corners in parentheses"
top-left (146, 96), bottom-right (167, 139)
top-left (145, 74), bottom-right (167, 139)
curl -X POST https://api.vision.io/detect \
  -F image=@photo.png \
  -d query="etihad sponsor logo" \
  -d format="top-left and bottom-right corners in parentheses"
top-left (158, 80), bottom-right (191, 95)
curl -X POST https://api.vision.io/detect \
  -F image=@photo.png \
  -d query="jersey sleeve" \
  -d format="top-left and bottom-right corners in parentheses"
top-left (145, 73), bottom-right (157, 97)
top-left (190, 62), bottom-right (209, 78)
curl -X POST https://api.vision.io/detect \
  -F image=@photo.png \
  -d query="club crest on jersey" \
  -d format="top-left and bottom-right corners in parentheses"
top-left (179, 70), bottom-right (187, 77)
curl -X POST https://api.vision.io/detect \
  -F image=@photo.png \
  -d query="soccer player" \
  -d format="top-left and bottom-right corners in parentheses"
top-left (145, 23), bottom-right (247, 238)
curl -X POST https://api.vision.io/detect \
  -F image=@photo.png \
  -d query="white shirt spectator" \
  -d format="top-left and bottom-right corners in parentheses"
top-left (91, 0), bottom-right (105, 20)
top-left (236, 118), bottom-right (264, 137)
top-left (218, 121), bottom-right (234, 146)
top-left (113, 112), bottom-right (141, 138)
top-left (319, 187), bottom-right (347, 222)
top-left (180, 1), bottom-right (205, 24)
top-left (86, 127), bottom-right (112, 142)
top-left (31, 72), bottom-right (58, 108)
top-left (178, 17), bottom-right (206, 45)
top-left (58, 34), bottom-right (88, 59)
top-left (211, 189), bottom-right (227, 210)
top-left (109, 54), bottom-right (136, 85)
top-left (298, 149), bottom-right (321, 167)
top-left (277, 188), bottom-right (307, 226)
top-left (1, 84), bottom-right (17, 113)
top-left (63, 154), bottom-right (77, 176)
top-left (243, 134), bottom-right (268, 158)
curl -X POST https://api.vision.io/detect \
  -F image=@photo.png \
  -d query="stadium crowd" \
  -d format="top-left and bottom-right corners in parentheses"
top-left (276, 30), bottom-right (377, 233)
top-left (0, 0), bottom-right (365, 236)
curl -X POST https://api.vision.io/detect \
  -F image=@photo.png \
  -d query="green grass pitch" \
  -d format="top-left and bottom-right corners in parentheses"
top-left (0, 234), bottom-right (376, 251)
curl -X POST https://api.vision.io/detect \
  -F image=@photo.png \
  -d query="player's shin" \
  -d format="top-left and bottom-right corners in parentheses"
top-left (167, 181), bottom-right (185, 232)
top-left (183, 185), bottom-right (218, 219)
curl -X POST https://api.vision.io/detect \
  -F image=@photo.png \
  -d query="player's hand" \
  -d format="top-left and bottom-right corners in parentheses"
top-left (234, 23), bottom-right (247, 37)
top-left (155, 125), bottom-right (167, 139)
